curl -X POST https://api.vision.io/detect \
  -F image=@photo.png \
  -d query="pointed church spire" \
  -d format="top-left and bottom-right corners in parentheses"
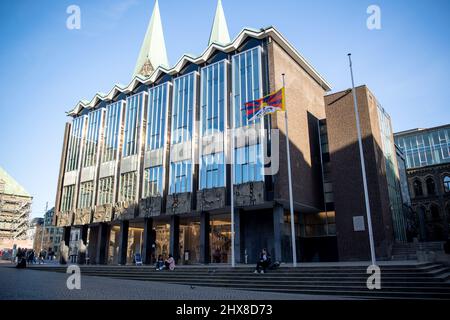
top-left (208, 0), bottom-right (231, 46)
top-left (133, 0), bottom-right (169, 78)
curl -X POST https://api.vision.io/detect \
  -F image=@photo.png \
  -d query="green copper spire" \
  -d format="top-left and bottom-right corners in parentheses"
top-left (133, 0), bottom-right (169, 78)
top-left (208, 0), bottom-right (231, 46)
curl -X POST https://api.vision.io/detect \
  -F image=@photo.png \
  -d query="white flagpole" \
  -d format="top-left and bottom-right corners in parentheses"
top-left (347, 54), bottom-right (376, 266)
top-left (282, 74), bottom-right (298, 267)
top-left (230, 92), bottom-right (236, 268)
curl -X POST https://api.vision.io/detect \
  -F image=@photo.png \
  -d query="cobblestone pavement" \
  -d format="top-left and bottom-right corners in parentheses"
top-left (0, 263), bottom-right (349, 300)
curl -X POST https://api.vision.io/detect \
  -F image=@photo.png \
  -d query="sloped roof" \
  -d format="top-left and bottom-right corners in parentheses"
top-left (0, 166), bottom-right (32, 198)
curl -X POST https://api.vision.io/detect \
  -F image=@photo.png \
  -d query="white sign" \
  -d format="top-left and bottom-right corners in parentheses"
top-left (353, 216), bottom-right (366, 232)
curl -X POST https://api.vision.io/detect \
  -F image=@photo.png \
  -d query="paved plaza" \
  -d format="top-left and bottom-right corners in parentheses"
top-left (0, 263), bottom-right (348, 300)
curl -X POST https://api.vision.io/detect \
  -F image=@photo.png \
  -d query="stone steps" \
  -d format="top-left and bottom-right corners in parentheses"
top-left (28, 262), bottom-right (450, 299)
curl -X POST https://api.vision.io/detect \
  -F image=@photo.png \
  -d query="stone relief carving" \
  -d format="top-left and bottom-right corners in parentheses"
top-left (93, 205), bottom-right (113, 223)
top-left (138, 196), bottom-right (162, 218)
top-left (166, 193), bottom-right (191, 215)
top-left (234, 181), bottom-right (265, 207)
top-left (74, 208), bottom-right (92, 226)
top-left (57, 211), bottom-right (74, 227)
top-left (197, 188), bottom-right (226, 211)
top-left (139, 58), bottom-right (154, 77)
top-left (114, 201), bottom-right (137, 221)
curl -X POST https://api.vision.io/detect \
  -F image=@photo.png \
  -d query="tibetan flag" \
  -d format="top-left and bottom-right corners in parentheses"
top-left (245, 88), bottom-right (286, 122)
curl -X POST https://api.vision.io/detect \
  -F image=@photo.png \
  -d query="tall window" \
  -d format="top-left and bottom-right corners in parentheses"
top-left (426, 177), bottom-right (436, 195)
top-left (66, 116), bottom-right (85, 172)
top-left (61, 185), bottom-right (75, 212)
top-left (98, 177), bottom-right (114, 205)
top-left (78, 181), bottom-right (94, 209)
top-left (199, 60), bottom-right (227, 190)
top-left (123, 93), bottom-right (145, 157)
top-left (102, 101), bottom-right (123, 163)
top-left (146, 83), bottom-right (169, 151)
top-left (120, 172), bottom-right (137, 202)
top-left (444, 176), bottom-right (450, 193)
top-left (171, 72), bottom-right (195, 144)
top-left (169, 72), bottom-right (196, 194)
top-left (169, 161), bottom-right (192, 194)
top-left (200, 153), bottom-right (225, 189)
top-left (201, 61), bottom-right (226, 135)
top-left (395, 128), bottom-right (450, 169)
top-left (413, 180), bottom-right (423, 197)
top-left (82, 109), bottom-right (103, 168)
top-left (234, 144), bottom-right (264, 184)
top-left (232, 47), bottom-right (264, 185)
top-left (144, 166), bottom-right (164, 197)
top-left (232, 47), bottom-right (262, 129)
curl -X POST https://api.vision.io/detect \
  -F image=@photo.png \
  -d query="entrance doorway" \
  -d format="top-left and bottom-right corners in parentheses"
top-left (210, 214), bottom-right (231, 263)
top-left (179, 218), bottom-right (201, 264)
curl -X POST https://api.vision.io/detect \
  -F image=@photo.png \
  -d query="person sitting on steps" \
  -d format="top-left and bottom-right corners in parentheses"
top-left (165, 254), bottom-right (176, 271)
top-left (155, 255), bottom-right (165, 270)
top-left (254, 248), bottom-right (271, 274)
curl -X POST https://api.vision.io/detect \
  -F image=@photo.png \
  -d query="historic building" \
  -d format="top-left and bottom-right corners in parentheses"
top-left (41, 207), bottom-right (64, 255)
top-left (54, 0), bottom-right (403, 264)
top-left (324, 86), bottom-right (407, 260)
top-left (394, 124), bottom-right (450, 241)
top-left (0, 166), bottom-right (33, 246)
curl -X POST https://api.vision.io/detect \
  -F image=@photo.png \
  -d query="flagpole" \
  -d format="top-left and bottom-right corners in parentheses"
top-left (282, 74), bottom-right (298, 267)
top-left (347, 54), bottom-right (376, 266)
top-left (230, 92), bottom-right (236, 268)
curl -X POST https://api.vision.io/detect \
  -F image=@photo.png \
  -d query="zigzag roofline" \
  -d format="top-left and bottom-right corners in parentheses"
top-left (67, 26), bottom-right (332, 117)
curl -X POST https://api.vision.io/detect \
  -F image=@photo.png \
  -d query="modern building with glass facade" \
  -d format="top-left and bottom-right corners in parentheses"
top-left (394, 124), bottom-right (450, 241)
top-left (54, 0), bottom-right (404, 264)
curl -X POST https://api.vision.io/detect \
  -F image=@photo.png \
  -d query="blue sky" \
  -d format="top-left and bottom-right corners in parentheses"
top-left (0, 0), bottom-right (449, 218)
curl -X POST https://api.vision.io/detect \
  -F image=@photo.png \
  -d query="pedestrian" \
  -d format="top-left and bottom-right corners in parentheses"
top-left (155, 255), bottom-right (165, 270)
top-left (254, 248), bottom-right (271, 274)
top-left (164, 254), bottom-right (176, 271)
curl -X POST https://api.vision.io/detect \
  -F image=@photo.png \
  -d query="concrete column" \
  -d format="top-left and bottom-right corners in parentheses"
top-left (118, 221), bottom-right (129, 265)
top-left (96, 223), bottom-right (109, 265)
top-left (63, 226), bottom-right (71, 245)
top-left (170, 215), bottom-right (180, 262)
top-left (234, 209), bottom-right (242, 264)
top-left (273, 204), bottom-right (284, 262)
top-left (200, 212), bottom-right (210, 264)
top-left (142, 218), bottom-right (155, 265)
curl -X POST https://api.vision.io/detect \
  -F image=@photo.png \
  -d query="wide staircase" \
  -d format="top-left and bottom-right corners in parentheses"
top-left (392, 242), bottom-right (445, 261)
top-left (29, 262), bottom-right (450, 299)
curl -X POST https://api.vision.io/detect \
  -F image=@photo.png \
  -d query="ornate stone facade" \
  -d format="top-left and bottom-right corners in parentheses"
top-left (93, 205), bottom-right (113, 223)
top-left (197, 187), bottom-right (226, 211)
top-left (407, 163), bottom-right (450, 241)
top-left (234, 181), bottom-right (265, 207)
top-left (74, 208), bottom-right (92, 226)
top-left (57, 211), bottom-right (74, 227)
top-left (166, 193), bottom-right (192, 215)
top-left (114, 201), bottom-right (137, 221)
top-left (138, 196), bottom-right (162, 218)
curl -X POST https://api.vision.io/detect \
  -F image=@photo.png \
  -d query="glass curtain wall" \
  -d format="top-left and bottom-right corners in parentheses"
top-left (82, 108), bottom-right (103, 168)
top-left (232, 47), bottom-right (264, 185)
top-left (378, 105), bottom-right (407, 241)
top-left (66, 116), bottom-right (85, 172)
top-left (169, 72), bottom-right (196, 194)
top-left (144, 83), bottom-right (169, 198)
top-left (395, 127), bottom-right (450, 169)
top-left (199, 60), bottom-right (227, 190)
